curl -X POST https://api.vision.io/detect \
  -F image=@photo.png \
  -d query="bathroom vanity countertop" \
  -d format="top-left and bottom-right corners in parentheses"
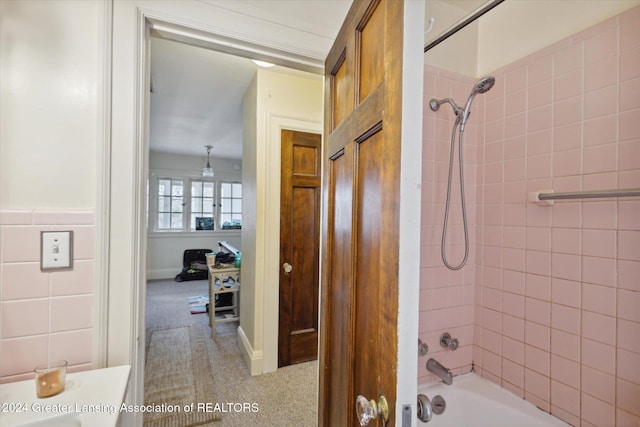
top-left (0, 365), bottom-right (130, 427)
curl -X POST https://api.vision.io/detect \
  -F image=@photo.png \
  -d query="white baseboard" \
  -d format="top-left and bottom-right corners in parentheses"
top-left (237, 325), bottom-right (263, 376)
top-left (146, 268), bottom-right (179, 281)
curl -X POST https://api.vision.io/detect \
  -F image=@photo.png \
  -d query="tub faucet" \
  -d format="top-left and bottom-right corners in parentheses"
top-left (426, 358), bottom-right (453, 385)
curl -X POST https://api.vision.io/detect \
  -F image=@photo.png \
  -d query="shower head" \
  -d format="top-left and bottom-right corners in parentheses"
top-left (473, 76), bottom-right (495, 94)
top-left (460, 75), bottom-right (495, 131)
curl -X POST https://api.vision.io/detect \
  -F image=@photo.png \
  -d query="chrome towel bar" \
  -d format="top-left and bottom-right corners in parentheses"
top-left (530, 188), bottom-right (640, 205)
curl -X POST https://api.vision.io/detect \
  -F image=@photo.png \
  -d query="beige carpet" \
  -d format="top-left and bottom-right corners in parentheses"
top-left (145, 279), bottom-right (318, 426)
top-left (144, 323), bottom-right (220, 426)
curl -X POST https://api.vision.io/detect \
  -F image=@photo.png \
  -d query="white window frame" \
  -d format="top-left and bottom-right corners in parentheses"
top-left (219, 181), bottom-right (243, 229)
top-left (148, 171), bottom-right (241, 234)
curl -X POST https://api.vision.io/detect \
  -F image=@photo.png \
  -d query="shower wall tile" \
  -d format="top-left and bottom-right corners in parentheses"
top-left (582, 337), bottom-right (616, 375)
top-left (421, 8), bottom-right (640, 424)
top-left (618, 289), bottom-right (640, 322)
top-left (583, 143), bottom-right (617, 174)
top-left (583, 171), bottom-right (617, 191)
top-left (505, 89), bottom-right (526, 115)
top-left (585, 55), bottom-right (618, 92)
top-left (553, 123), bottom-right (581, 152)
top-left (620, 108), bottom-right (640, 141)
top-left (528, 55), bottom-right (552, 84)
top-left (554, 96), bottom-right (583, 127)
top-left (619, 139), bottom-right (640, 170)
top-left (551, 381), bottom-right (581, 425)
top-left (584, 27), bottom-right (617, 64)
top-left (581, 393), bottom-right (615, 427)
top-left (554, 69), bottom-right (582, 102)
top-left (619, 78), bottom-right (640, 111)
top-left (620, 47), bottom-right (640, 82)
top-left (554, 43), bottom-right (583, 76)
top-left (0, 210), bottom-right (95, 382)
top-left (584, 85), bottom-right (617, 120)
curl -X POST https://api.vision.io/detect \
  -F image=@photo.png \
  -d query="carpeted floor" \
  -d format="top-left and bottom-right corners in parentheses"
top-left (145, 279), bottom-right (318, 426)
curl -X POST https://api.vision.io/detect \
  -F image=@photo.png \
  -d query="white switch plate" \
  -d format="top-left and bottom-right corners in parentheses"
top-left (41, 231), bottom-right (73, 270)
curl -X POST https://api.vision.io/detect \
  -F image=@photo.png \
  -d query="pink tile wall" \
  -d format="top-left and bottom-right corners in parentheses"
top-left (421, 6), bottom-right (640, 426)
top-left (420, 65), bottom-right (479, 383)
top-left (0, 210), bottom-right (95, 383)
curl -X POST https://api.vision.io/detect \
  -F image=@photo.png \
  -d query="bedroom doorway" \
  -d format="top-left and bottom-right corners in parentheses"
top-left (142, 26), bottom-right (323, 425)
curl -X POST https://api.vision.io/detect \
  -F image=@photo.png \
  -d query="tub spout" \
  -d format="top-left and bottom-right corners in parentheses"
top-left (426, 358), bottom-right (453, 385)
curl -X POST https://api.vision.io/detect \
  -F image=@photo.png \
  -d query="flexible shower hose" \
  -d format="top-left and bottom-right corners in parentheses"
top-left (441, 114), bottom-right (469, 270)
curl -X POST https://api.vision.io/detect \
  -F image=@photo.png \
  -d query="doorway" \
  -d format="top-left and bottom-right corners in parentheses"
top-left (143, 18), bottom-right (324, 423)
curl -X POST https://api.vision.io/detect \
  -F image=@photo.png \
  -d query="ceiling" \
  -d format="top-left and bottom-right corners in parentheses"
top-left (149, 0), bottom-right (494, 160)
top-left (149, 0), bottom-right (353, 160)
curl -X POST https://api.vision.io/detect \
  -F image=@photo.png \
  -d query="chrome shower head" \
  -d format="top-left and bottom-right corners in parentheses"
top-left (473, 76), bottom-right (495, 94)
top-left (460, 76), bottom-right (495, 131)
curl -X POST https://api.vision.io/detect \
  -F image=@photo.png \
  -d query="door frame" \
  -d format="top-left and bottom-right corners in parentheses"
top-left (107, 2), bottom-right (328, 422)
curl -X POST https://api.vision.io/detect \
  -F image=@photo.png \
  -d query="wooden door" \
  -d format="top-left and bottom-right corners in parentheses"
top-left (278, 129), bottom-right (322, 367)
top-left (319, 0), bottom-right (405, 425)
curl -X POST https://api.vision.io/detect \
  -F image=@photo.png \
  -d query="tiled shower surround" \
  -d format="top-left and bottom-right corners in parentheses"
top-left (420, 6), bottom-right (640, 427)
top-left (0, 210), bottom-right (95, 383)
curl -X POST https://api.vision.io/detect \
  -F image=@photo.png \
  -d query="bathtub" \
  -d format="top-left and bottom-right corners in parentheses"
top-left (418, 372), bottom-right (569, 426)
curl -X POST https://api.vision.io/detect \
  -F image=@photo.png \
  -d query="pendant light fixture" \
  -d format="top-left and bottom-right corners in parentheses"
top-left (202, 145), bottom-right (214, 178)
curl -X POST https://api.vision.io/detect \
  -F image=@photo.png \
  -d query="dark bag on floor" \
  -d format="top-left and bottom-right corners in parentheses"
top-left (174, 249), bottom-right (212, 282)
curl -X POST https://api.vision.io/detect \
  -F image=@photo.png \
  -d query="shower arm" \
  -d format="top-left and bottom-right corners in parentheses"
top-left (429, 98), bottom-right (462, 116)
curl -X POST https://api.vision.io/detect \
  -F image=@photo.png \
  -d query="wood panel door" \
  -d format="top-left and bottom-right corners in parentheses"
top-left (319, 0), bottom-right (405, 425)
top-left (278, 129), bottom-right (321, 367)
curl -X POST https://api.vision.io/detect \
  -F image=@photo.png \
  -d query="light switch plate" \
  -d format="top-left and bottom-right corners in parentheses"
top-left (41, 231), bottom-right (73, 270)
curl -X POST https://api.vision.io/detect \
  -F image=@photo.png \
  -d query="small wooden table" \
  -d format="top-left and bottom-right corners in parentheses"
top-left (208, 265), bottom-right (240, 337)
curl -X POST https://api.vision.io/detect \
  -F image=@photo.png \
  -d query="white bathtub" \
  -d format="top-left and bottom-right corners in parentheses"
top-left (418, 373), bottom-right (569, 426)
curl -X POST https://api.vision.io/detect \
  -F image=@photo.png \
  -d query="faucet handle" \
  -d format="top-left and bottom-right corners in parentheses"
top-left (440, 332), bottom-right (459, 351)
top-left (418, 339), bottom-right (429, 356)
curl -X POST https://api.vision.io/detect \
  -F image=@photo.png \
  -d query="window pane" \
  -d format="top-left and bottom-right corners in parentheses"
top-left (158, 196), bottom-right (169, 212)
top-left (171, 214), bottom-right (182, 228)
top-left (171, 198), bottom-right (183, 212)
top-left (203, 182), bottom-right (214, 197)
top-left (232, 199), bottom-right (242, 213)
top-left (192, 198), bottom-right (202, 212)
top-left (221, 214), bottom-right (231, 227)
top-left (159, 179), bottom-right (171, 196)
top-left (232, 183), bottom-right (242, 197)
top-left (158, 213), bottom-right (170, 229)
top-left (221, 183), bottom-right (231, 198)
top-left (221, 198), bottom-right (230, 213)
top-left (232, 216), bottom-right (242, 226)
top-left (192, 181), bottom-right (202, 196)
top-left (202, 198), bottom-right (214, 213)
top-left (172, 182), bottom-right (183, 196)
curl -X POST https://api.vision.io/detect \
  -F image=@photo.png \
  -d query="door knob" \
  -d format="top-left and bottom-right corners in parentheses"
top-left (283, 262), bottom-right (293, 275)
top-left (356, 394), bottom-right (389, 426)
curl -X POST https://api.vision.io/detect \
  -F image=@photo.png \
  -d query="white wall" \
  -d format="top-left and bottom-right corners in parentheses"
top-left (240, 68), bottom-right (323, 375)
top-left (424, 0), bottom-right (640, 78)
top-left (0, 0), bottom-right (100, 209)
top-left (478, 0), bottom-right (640, 75)
top-left (146, 151), bottom-right (242, 279)
top-left (424, 0), bottom-right (478, 77)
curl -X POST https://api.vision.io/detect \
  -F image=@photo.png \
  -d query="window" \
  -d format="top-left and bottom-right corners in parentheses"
top-left (152, 176), bottom-right (241, 232)
top-left (220, 182), bottom-right (242, 229)
top-left (191, 180), bottom-right (215, 231)
top-left (157, 178), bottom-right (184, 230)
